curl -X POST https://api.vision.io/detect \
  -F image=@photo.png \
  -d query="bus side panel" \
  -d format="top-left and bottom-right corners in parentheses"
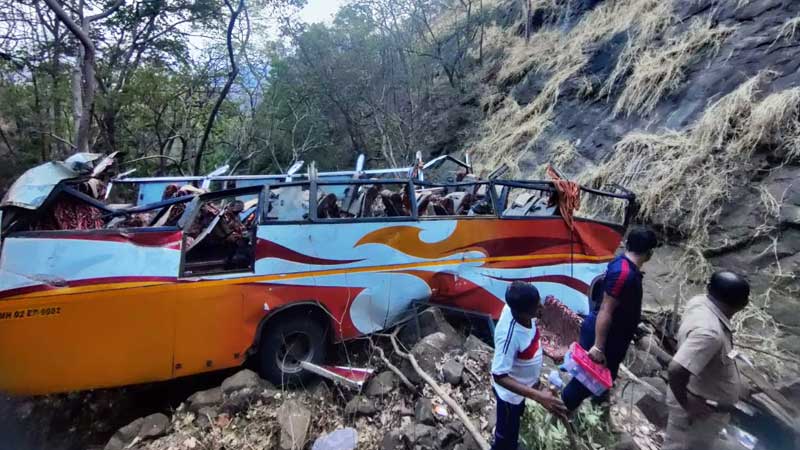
top-left (172, 284), bottom-right (248, 375)
top-left (0, 233), bottom-right (181, 395)
top-left (0, 284), bottom-right (175, 395)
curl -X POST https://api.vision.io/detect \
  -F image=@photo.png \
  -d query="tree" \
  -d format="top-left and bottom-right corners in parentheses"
top-left (194, 0), bottom-right (247, 175)
top-left (41, 0), bottom-right (124, 152)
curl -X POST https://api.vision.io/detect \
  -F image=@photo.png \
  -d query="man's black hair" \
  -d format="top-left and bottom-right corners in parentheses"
top-left (625, 226), bottom-right (658, 254)
top-left (505, 281), bottom-right (541, 313)
top-left (708, 271), bottom-right (750, 309)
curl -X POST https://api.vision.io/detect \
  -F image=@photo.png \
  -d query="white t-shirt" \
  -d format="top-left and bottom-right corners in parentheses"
top-left (491, 305), bottom-right (543, 405)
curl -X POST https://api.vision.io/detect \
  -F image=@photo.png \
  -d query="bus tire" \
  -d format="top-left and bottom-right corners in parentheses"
top-left (257, 313), bottom-right (328, 386)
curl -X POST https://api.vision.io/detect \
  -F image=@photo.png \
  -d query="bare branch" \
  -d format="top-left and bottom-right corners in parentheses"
top-left (86, 0), bottom-right (124, 22)
top-left (41, 0), bottom-right (92, 51)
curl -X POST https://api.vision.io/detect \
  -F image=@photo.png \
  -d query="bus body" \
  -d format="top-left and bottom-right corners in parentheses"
top-left (0, 164), bottom-right (634, 395)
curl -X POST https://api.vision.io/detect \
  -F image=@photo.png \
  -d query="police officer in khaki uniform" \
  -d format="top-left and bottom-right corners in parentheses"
top-left (664, 271), bottom-right (750, 450)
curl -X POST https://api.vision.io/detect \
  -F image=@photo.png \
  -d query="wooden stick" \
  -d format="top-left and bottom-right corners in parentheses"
top-left (389, 332), bottom-right (490, 450)
top-left (371, 341), bottom-right (417, 392)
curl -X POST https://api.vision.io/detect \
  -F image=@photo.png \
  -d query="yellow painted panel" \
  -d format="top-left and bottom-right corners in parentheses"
top-left (172, 285), bottom-right (248, 375)
top-left (0, 284), bottom-right (176, 395)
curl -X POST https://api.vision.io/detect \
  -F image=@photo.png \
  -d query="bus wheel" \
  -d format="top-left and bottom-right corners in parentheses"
top-left (258, 314), bottom-right (328, 386)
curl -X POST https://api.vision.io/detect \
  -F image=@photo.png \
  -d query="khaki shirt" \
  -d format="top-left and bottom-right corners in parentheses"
top-left (672, 295), bottom-right (741, 406)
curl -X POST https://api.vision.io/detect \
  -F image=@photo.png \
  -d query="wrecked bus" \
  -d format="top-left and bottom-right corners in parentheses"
top-left (0, 154), bottom-right (635, 395)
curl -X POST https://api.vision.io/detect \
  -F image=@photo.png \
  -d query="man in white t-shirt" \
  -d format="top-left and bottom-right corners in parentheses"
top-left (491, 282), bottom-right (567, 450)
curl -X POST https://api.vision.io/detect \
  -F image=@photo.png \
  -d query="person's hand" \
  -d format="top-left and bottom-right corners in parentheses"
top-left (532, 390), bottom-right (568, 417)
top-left (588, 346), bottom-right (606, 365)
top-left (685, 392), bottom-right (715, 418)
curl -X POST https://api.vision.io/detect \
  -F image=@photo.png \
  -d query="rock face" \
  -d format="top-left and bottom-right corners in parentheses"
top-left (473, 0), bottom-right (800, 370)
top-left (277, 399), bottom-right (311, 450)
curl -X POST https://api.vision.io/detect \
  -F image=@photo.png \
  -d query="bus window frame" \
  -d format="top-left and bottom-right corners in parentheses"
top-left (179, 185), bottom-right (265, 277)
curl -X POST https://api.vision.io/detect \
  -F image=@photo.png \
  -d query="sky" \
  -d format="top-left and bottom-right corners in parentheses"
top-left (297, 0), bottom-right (347, 24)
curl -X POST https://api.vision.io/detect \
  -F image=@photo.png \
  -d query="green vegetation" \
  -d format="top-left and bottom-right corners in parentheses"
top-left (520, 401), bottom-right (616, 450)
top-left (0, 0), bottom-right (492, 190)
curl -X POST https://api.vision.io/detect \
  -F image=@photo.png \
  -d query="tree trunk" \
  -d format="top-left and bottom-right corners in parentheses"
top-left (71, 49), bottom-right (83, 135)
top-left (77, 30), bottom-right (96, 153)
top-left (194, 0), bottom-right (245, 175)
top-left (43, 0), bottom-right (122, 153)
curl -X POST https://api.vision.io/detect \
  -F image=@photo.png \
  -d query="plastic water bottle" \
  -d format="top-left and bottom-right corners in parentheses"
top-left (548, 370), bottom-right (564, 390)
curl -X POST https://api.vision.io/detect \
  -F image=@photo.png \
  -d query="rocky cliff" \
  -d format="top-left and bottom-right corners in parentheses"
top-left (437, 0), bottom-right (800, 376)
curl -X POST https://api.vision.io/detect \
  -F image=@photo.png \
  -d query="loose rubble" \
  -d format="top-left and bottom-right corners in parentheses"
top-left (94, 306), bottom-right (798, 450)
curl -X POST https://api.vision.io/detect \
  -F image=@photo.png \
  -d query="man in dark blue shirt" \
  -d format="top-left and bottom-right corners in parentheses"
top-left (562, 226), bottom-right (658, 411)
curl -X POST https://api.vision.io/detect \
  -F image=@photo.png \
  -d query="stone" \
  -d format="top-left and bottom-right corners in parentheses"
top-left (613, 432), bottom-right (637, 450)
top-left (402, 332), bottom-right (461, 383)
top-left (186, 387), bottom-right (223, 412)
top-left (365, 371), bottom-right (398, 397)
top-left (195, 406), bottom-right (218, 429)
top-left (466, 396), bottom-right (489, 413)
top-left (414, 398), bottom-right (435, 425)
top-left (487, 405), bottom-right (496, 432)
top-left (625, 350), bottom-right (663, 378)
top-left (277, 399), bottom-right (311, 450)
top-left (400, 423), bottom-right (436, 448)
top-left (463, 334), bottom-right (493, 369)
top-left (137, 413), bottom-right (169, 440)
top-left (221, 392), bottom-right (253, 416)
top-left (345, 396), bottom-right (377, 416)
top-left (641, 376), bottom-right (668, 397)
top-left (442, 358), bottom-right (464, 386)
top-left (398, 403), bottom-right (414, 416)
top-left (221, 369), bottom-right (267, 396)
top-left (399, 307), bottom-right (463, 346)
top-left (380, 430), bottom-right (404, 450)
top-left (635, 334), bottom-right (673, 366)
top-left (636, 392), bottom-right (669, 429)
top-left (312, 427), bottom-right (358, 450)
top-left (310, 381), bottom-right (332, 402)
top-left (436, 426), bottom-right (460, 448)
top-left (104, 417), bottom-right (143, 450)
top-left (103, 413), bottom-right (169, 450)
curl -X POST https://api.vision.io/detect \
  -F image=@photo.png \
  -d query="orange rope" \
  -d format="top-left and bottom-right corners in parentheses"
top-left (547, 165), bottom-right (580, 230)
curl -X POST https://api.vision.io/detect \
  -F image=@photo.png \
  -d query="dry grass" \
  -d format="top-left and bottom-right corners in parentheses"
top-left (585, 71), bottom-right (800, 272)
top-left (471, 97), bottom-right (553, 176)
top-left (528, 138), bottom-right (580, 178)
top-left (772, 15), bottom-right (800, 46)
top-left (476, 0), bottom-right (682, 172)
top-left (614, 19), bottom-right (733, 116)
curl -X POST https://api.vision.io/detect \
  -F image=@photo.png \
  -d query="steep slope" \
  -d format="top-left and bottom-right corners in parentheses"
top-left (456, 0), bottom-right (800, 376)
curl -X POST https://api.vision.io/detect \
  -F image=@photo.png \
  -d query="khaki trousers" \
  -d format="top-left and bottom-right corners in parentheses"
top-left (662, 402), bottom-right (730, 450)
